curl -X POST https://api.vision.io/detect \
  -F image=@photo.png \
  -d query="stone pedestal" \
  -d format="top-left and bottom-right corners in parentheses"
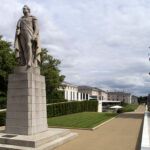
top-left (6, 66), bottom-right (48, 135)
top-left (0, 66), bottom-right (78, 149)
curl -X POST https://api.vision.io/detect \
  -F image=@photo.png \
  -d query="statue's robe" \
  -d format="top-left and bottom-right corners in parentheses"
top-left (14, 15), bottom-right (41, 67)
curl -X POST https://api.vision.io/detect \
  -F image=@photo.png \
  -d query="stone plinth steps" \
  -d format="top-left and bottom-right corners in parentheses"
top-left (0, 128), bottom-right (78, 150)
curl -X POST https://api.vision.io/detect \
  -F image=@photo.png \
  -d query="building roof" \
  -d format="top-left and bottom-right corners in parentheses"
top-left (62, 81), bottom-right (78, 88)
top-left (78, 86), bottom-right (107, 93)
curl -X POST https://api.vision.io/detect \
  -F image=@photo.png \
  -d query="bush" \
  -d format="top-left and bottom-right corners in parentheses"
top-left (0, 111), bottom-right (6, 126)
top-left (47, 100), bottom-right (98, 118)
top-left (121, 102), bottom-right (128, 107)
top-left (117, 108), bottom-right (123, 113)
top-left (117, 104), bottom-right (138, 113)
top-left (0, 97), bottom-right (7, 109)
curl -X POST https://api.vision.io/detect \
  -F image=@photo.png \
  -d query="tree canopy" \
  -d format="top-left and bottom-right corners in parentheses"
top-left (0, 35), bottom-right (17, 96)
top-left (41, 48), bottom-right (65, 102)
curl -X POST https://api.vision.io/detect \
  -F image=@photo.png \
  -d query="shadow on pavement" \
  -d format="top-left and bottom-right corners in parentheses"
top-left (135, 118), bottom-right (143, 150)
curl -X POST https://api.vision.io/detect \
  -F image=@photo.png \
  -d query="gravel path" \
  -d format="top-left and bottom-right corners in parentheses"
top-left (55, 105), bottom-right (145, 150)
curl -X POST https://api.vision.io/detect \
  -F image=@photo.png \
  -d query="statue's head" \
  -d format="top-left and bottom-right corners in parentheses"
top-left (23, 5), bottom-right (30, 14)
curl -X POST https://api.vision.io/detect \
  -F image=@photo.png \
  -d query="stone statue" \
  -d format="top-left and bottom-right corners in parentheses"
top-left (14, 5), bottom-right (41, 68)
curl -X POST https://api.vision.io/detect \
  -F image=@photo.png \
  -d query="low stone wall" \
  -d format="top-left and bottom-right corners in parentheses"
top-left (141, 106), bottom-right (150, 150)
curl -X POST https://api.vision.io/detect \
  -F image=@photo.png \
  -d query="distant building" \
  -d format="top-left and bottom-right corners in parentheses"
top-left (108, 92), bottom-right (138, 104)
top-left (78, 86), bottom-right (108, 101)
top-left (132, 95), bottom-right (138, 104)
top-left (99, 89), bottom-right (108, 101)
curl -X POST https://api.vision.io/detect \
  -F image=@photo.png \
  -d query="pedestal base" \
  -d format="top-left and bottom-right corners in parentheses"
top-left (0, 128), bottom-right (78, 150)
top-left (6, 67), bottom-right (48, 135)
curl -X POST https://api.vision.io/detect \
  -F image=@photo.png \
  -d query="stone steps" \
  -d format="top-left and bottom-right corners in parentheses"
top-left (0, 128), bottom-right (78, 150)
top-left (38, 132), bottom-right (78, 150)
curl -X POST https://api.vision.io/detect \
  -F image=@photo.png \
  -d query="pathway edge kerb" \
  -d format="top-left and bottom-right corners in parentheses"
top-left (92, 110), bottom-right (144, 130)
top-left (92, 113), bottom-right (121, 130)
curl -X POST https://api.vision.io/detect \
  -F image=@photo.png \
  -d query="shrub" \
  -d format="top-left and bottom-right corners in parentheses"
top-left (47, 100), bottom-right (98, 118)
top-left (0, 111), bottom-right (6, 126)
top-left (117, 108), bottom-right (123, 113)
top-left (121, 102), bottom-right (128, 107)
top-left (117, 104), bottom-right (138, 113)
top-left (0, 97), bottom-right (7, 109)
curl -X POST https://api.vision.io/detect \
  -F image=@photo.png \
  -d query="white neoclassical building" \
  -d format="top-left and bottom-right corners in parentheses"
top-left (60, 82), bottom-right (138, 104)
top-left (61, 83), bottom-right (109, 101)
top-left (61, 82), bottom-right (79, 101)
top-left (60, 83), bottom-right (108, 101)
top-left (60, 82), bottom-right (89, 101)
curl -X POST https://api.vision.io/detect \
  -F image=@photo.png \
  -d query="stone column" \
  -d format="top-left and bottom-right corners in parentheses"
top-left (6, 66), bottom-right (48, 135)
top-left (98, 100), bottom-right (102, 112)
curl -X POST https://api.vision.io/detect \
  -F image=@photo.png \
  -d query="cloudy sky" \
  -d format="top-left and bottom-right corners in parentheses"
top-left (0, 0), bottom-right (150, 96)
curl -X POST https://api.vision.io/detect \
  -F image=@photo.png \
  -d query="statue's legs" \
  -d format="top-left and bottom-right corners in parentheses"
top-left (26, 41), bottom-right (32, 67)
top-left (20, 33), bottom-right (32, 67)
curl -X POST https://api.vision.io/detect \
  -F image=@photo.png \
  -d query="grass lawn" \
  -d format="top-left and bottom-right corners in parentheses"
top-left (48, 112), bottom-right (117, 129)
top-left (121, 104), bottom-right (139, 112)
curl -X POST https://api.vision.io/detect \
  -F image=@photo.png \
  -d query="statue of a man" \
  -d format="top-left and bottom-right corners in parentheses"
top-left (14, 5), bottom-right (41, 68)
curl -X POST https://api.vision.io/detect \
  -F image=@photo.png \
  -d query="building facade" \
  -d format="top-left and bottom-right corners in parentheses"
top-left (60, 82), bottom-right (138, 104)
top-left (61, 82), bottom-right (79, 101)
top-left (108, 92), bottom-right (138, 104)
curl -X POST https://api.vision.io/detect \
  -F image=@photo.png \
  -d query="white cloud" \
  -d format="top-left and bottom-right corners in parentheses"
top-left (0, 0), bottom-right (150, 96)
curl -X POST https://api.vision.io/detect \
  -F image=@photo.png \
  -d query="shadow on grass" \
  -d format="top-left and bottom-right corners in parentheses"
top-left (116, 113), bottom-right (144, 120)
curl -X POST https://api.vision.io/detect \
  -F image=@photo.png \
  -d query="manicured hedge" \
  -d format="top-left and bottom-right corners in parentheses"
top-left (0, 100), bottom-right (98, 126)
top-left (0, 97), bottom-right (7, 109)
top-left (47, 100), bottom-right (98, 118)
top-left (47, 99), bottom-right (67, 104)
top-left (0, 111), bottom-right (6, 126)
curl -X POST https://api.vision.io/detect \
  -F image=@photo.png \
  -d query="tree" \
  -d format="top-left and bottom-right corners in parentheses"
top-left (40, 48), bottom-right (65, 103)
top-left (138, 96), bottom-right (147, 104)
top-left (0, 35), bottom-right (17, 96)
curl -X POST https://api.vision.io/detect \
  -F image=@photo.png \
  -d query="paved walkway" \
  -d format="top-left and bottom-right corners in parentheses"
top-left (55, 105), bottom-right (145, 150)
